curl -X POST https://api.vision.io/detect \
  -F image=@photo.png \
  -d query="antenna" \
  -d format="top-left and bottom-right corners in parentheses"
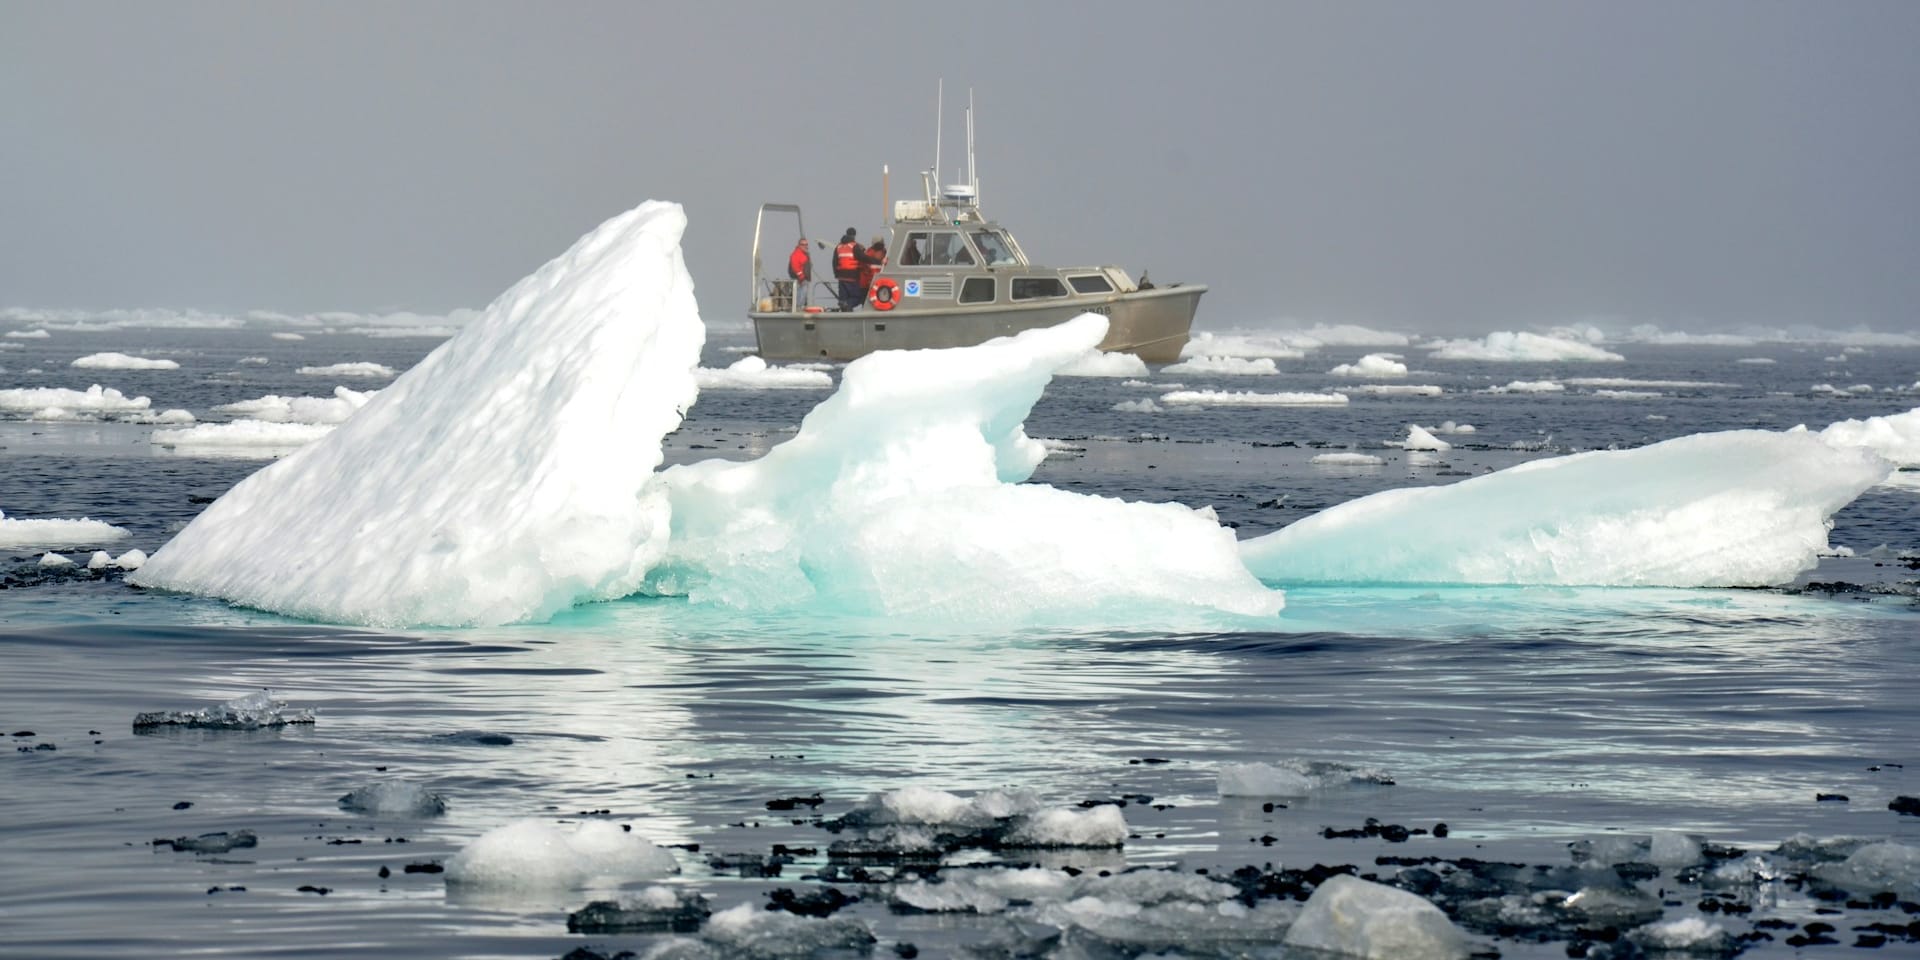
top-left (933, 79), bottom-right (944, 196)
top-left (966, 88), bottom-right (976, 199)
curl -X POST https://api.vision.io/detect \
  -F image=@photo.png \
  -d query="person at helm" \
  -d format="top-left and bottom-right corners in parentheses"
top-left (787, 237), bottom-right (813, 309)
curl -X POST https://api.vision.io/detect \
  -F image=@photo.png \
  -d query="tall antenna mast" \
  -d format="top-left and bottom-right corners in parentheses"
top-left (933, 79), bottom-right (944, 195)
top-left (966, 88), bottom-right (977, 199)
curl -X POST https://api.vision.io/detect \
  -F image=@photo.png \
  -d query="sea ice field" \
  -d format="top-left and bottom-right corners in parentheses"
top-left (4, 202), bottom-right (1920, 959)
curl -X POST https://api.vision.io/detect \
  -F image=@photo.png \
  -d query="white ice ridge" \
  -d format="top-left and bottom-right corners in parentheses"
top-left (70, 352), bottom-right (179, 370)
top-left (1426, 331), bottom-right (1625, 362)
top-left (133, 201), bottom-right (704, 627)
top-left (646, 314), bottom-right (1282, 622)
top-left (1241, 429), bottom-right (1890, 587)
top-left (0, 508), bottom-right (131, 550)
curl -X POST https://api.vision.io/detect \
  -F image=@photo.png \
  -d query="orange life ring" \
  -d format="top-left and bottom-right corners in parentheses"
top-left (869, 276), bottom-right (900, 311)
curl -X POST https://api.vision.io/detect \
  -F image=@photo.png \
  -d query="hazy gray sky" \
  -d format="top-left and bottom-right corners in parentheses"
top-left (3, 1), bottom-right (1916, 333)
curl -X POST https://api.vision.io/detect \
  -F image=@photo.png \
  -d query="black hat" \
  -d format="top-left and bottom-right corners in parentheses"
top-left (843, 228), bottom-right (857, 240)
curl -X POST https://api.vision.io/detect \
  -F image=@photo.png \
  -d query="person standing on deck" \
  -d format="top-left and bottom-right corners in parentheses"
top-left (858, 236), bottom-right (887, 300)
top-left (833, 228), bottom-right (862, 310)
top-left (787, 237), bottom-right (813, 309)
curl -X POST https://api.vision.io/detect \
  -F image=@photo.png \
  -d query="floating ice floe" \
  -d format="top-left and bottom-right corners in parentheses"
top-left (1112, 398), bottom-right (1163, 413)
top-left (0, 384), bottom-right (151, 415)
top-left (1160, 389), bottom-right (1348, 406)
top-left (132, 690), bottom-right (315, 730)
top-left (444, 819), bottom-right (678, 888)
top-left (1565, 377), bottom-right (1736, 389)
top-left (213, 386), bottom-right (376, 424)
top-left (1626, 916), bottom-right (1734, 955)
top-left (1311, 452), bottom-right (1385, 467)
top-left (695, 903), bottom-right (874, 956)
top-left (1218, 759), bottom-right (1395, 797)
top-left (1401, 425), bottom-right (1451, 451)
top-left (566, 887), bottom-right (712, 933)
top-left (1328, 353), bottom-right (1407, 378)
top-left (152, 420), bottom-right (336, 453)
top-left (1348, 384), bottom-right (1442, 397)
top-left (296, 361), bottom-right (396, 378)
top-left (826, 786), bottom-right (1127, 851)
top-left (1161, 355), bottom-right (1279, 375)
top-left (1592, 389), bottom-right (1662, 399)
top-left (1179, 331), bottom-right (1307, 359)
top-left (649, 315), bottom-right (1281, 622)
top-left (1809, 407), bottom-right (1920, 468)
top-left (1241, 429), bottom-right (1890, 587)
top-left (1057, 349), bottom-right (1149, 377)
top-left (1736, 357), bottom-right (1776, 365)
top-left (70, 352), bottom-right (179, 370)
top-left (1433, 420), bottom-right (1476, 434)
top-left (1283, 874), bottom-right (1470, 960)
top-left (4, 328), bottom-right (51, 339)
top-left (39, 552), bottom-right (74, 567)
top-left (1812, 383), bottom-right (1875, 396)
top-left (1426, 331), bottom-right (1624, 362)
top-left (86, 549), bottom-right (146, 570)
top-left (1019, 871), bottom-right (1302, 952)
top-left (134, 201), bottom-right (705, 627)
top-left (1482, 380), bottom-right (1564, 394)
top-left (1811, 840), bottom-right (1920, 894)
top-left (0, 508), bottom-right (130, 550)
top-left (693, 355), bottom-right (832, 389)
top-left (337, 781), bottom-right (448, 817)
top-left (272, 332), bottom-right (306, 341)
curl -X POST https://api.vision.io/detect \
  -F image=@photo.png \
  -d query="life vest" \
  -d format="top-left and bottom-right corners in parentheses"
top-left (788, 247), bottom-right (809, 279)
top-left (833, 241), bottom-right (858, 276)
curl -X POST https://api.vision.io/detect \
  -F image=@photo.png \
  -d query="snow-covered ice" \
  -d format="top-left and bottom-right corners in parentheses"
top-left (693, 355), bottom-right (832, 389)
top-left (70, 352), bottom-right (180, 370)
top-left (1484, 380), bottom-right (1565, 394)
top-left (212, 386), bottom-right (375, 424)
top-left (0, 384), bottom-right (151, 415)
top-left (4, 329), bottom-right (51, 339)
top-left (1812, 407), bottom-right (1920, 467)
top-left (0, 508), bottom-right (130, 550)
top-left (1328, 353), bottom-right (1408, 378)
top-left (443, 819), bottom-right (678, 888)
top-left (1401, 425), bottom-right (1451, 451)
top-left (151, 420), bottom-right (336, 452)
top-left (1593, 389), bottom-right (1662, 399)
top-left (1161, 355), bottom-right (1279, 375)
top-left (1427, 331), bottom-right (1624, 362)
top-left (1178, 331), bottom-right (1307, 359)
top-left (1312, 452), bottom-right (1386, 466)
top-left (297, 361), bottom-right (396, 378)
top-left (1283, 874), bottom-right (1470, 960)
top-left (1242, 429), bottom-right (1890, 587)
top-left (85, 549), bottom-right (146, 570)
top-left (647, 315), bottom-right (1282, 622)
top-left (134, 201), bottom-right (705, 627)
top-left (1160, 389), bottom-right (1349, 406)
top-left (1348, 384), bottom-right (1443, 397)
top-left (39, 552), bottom-right (74, 567)
top-left (1057, 349), bottom-right (1149, 377)
top-left (1112, 398), bottom-right (1163, 413)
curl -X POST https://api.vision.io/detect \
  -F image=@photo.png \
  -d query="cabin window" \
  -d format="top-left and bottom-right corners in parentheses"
top-left (928, 232), bottom-right (974, 266)
top-left (1068, 275), bottom-right (1114, 294)
top-left (971, 230), bottom-right (1017, 265)
top-left (1011, 277), bottom-right (1068, 300)
top-left (959, 277), bottom-right (996, 304)
top-left (899, 233), bottom-right (929, 266)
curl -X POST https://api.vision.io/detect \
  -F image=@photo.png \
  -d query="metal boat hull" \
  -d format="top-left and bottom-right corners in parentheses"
top-left (750, 286), bottom-right (1203, 363)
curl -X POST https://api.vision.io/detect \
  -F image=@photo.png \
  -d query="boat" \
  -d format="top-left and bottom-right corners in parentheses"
top-left (747, 93), bottom-right (1204, 364)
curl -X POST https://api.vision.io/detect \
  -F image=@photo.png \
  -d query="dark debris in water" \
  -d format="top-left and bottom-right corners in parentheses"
top-left (153, 830), bottom-right (257, 854)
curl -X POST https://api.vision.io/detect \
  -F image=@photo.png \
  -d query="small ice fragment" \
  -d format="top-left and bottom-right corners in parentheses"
top-left (1648, 830), bottom-right (1703, 867)
top-left (443, 819), bottom-right (678, 888)
top-left (566, 887), bottom-right (711, 933)
top-left (1219, 758), bottom-right (1392, 797)
top-left (39, 552), bottom-right (74, 567)
top-left (132, 690), bottom-right (315, 730)
top-left (1402, 425), bottom-right (1451, 451)
top-left (1284, 874), bottom-right (1469, 960)
top-left (1311, 453), bottom-right (1386, 467)
top-left (699, 902), bottom-right (875, 955)
top-left (337, 781), bottom-right (448, 817)
top-left (1004, 805), bottom-right (1127, 848)
top-left (1627, 916), bottom-right (1734, 955)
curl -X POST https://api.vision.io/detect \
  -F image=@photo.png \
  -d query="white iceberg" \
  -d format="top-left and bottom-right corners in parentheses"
top-left (1427, 331), bottom-right (1624, 362)
top-left (1242, 429), bottom-right (1889, 587)
top-left (134, 201), bottom-right (704, 627)
top-left (1283, 874), bottom-right (1470, 960)
top-left (70, 352), bottom-right (179, 370)
top-left (443, 819), bottom-right (678, 888)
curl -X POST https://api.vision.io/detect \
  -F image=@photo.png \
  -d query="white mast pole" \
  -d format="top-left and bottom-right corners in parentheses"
top-left (967, 88), bottom-right (977, 204)
top-left (933, 78), bottom-right (944, 198)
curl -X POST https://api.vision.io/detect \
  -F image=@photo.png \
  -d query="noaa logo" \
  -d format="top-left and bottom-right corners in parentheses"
top-left (904, 279), bottom-right (922, 297)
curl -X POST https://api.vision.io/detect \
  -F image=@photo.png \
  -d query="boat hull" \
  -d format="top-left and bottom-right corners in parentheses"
top-left (750, 286), bottom-right (1203, 363)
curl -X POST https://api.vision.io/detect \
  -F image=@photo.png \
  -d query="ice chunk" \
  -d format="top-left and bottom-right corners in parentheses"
top-left (1218, 759), bottom-right (1392, 797)
top-left (648, 317), bottom-right (1282, 622)
top-left (39, 552), bottom-right (73, 567)
top-left (0, 384), bottom-right (151, 414)
top-left (699, 902), bottom-right (874, 955)
top-left (0, 508), bottom-right (129, 550)
top-left (133, 201), bottom-right (703, 627)
top-left (695, 355), bottom-right (832, 389)
top-left (1160, 389), bottom-right (1348, 406)
top-left (1812, 840), bottom-right (1920, 894)
top-left (1627, 916), bottom-right (1734, 955)
top-left (1329, 353), bottom-right (1407, 377)
top-left (567, 887), bottom-right (711, 933)
top-left (832, 786), bottom-right (1126, 850)
top-left (1004, 805), bottom-right (1126, 848)
top-left (1162, 356), bottom-right (1279, 375)
top-left (295, 362), bottom-right (395, 378)
top-left (892, 867), bottom-right (1078, 914)
top-left (1594, 389), bottom-right (1662, 399)
top-left (1434, 420), bottom-right (1476, 434)
top-left (1402, 425), bottom-right (1451, 451)
top-left (1814, 406), bottom-right (1920, 467)
top-left (212, 386), bottom-right (375, 424)
top-left (83, 549), bottom-right (143, 570)
top-left (151, 420), bottom-right (335, 452)
top-left (1349, 384), bottom-right (1443, 397)
top-left (1112, 398), bottom-right (1162, 413)
top-left (1284, 874), bottom-right (1470, 959)
top-left (1484, 380), bottom-right (1564, 393)
top-left (1058, 349), bottom-right (1149, 377)
top-left (1242, 429), bottom-right (1890, 587)
top-left (443, 819), bottom-right (678, 888)
top-left (1312, 453), bottom-right (1386, 467)
top-left (132, 690), bottom-right (314, 730)
top-left (1648, 830), bottom-right (1703, 867)
top-left (70, 352), bottom-right (180, 370)
top-left (337, 781), bottom-right (448, 817)
top-left (1427, 331), bottom-right (1624, 362)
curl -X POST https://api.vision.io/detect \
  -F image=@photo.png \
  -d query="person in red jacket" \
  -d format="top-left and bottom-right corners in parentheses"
top-left (858, 237), bottom-right (887, 300)
top-left (786, 237), bottom-right (812, 309)
top-left (832, 228), bottom-right (862, 310)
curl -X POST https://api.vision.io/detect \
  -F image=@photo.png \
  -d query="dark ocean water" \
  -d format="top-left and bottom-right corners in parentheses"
top-left (3, 325), bottom-right (1919, 958)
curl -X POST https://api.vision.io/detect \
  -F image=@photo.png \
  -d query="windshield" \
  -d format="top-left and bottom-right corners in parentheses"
top-left (971, 230), bottom-right (1017, 265)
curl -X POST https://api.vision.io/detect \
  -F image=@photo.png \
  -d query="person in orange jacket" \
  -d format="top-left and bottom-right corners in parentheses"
top-left (858, 237), bottom-right (887, 300)
top-left (832, 228), bottom-right (862, 310)
top-left (786, 237), bottom-right (812, 309)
